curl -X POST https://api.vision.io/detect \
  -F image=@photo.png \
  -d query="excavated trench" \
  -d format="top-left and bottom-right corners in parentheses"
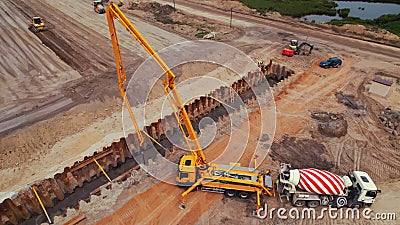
top-left (0, 64), bottom-right (295, 225)
top-left (21, 158), bottom-right (138, 225)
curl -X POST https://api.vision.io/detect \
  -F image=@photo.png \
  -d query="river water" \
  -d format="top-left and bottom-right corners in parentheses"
top-left (301, 1), bottom-right (400, 23)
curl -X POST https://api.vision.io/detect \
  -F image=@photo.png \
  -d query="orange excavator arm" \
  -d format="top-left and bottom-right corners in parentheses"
top-left (106, 3), bottom-right (207, 166)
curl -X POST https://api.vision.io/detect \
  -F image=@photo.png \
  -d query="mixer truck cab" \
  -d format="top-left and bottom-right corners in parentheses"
top-left (349, 171), bottom-right (381, 207)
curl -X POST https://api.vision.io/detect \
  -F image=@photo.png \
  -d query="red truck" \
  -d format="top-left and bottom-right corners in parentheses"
top-left (93, 1), bottom-right (105, 14)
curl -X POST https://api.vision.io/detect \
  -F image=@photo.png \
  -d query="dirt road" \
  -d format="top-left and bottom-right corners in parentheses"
top-left (156, 0), bottom-right (400, 59)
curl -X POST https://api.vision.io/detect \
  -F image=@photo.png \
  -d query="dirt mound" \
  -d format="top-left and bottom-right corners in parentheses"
top-left (311, 111), bottom-right (348, 137)
top-left (270, 135), bottom-right (334, 170)
top-left (142, 2), bottom-right (174, 15)
top-left (379, 107), bottom-right (400, 137)
top-left (129, 2), bottom-right (175, 23)
top-left (340, 24), bottom-right (399, 44)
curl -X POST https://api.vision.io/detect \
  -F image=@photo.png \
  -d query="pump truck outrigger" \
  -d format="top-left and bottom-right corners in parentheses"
top-left (105, 3), bottom-right (275, 211)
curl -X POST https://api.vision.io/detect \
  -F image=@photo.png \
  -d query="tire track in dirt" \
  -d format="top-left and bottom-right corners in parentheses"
top-left (40, 0), bottom-right (153, 67)
top-left (0, 31), bottom-right (28, 70)
top-left (339, 88), bottom-right (400, 181)
top-left (353, 142), bottom-right (364, 171)
top-left (99, 181), bottom-right (221, 225)
top-left (345, 120), bottom-right (364, 171)
top-left (368, 149), bottom-right (400, 181)
top-left (335, 139), bottom-right (346, 168)
top-left (10, 0), bottom-right (117, 75)
top-left (277, 60), bottom-right (350, 107)
top-left (0, 4), bottom-right (35, 77)
top-left (40, 30), bottom-right (91, 72)
top-left (371, 159), bottom-right (400, 179)
top-left (6, 29), bottom-right (60, 78)
top-left (287, 59), bottom-right (352, 105)
top-left (16, 28), bottom-right (68, 75)
top-left (0, 0), bottom-right (85, 135)
top-left (273, 58), bottom-right (353, 139)
top-left (10, 1), bottom-right (100, 74)
top-left (0, 1), bottom-right (79, 99)
top-left (1, 0), bottom-right (140, 135)
top-left (0, 2), bottom-right (63, 76)
top-left (356, 117), bottom-right (398, 174)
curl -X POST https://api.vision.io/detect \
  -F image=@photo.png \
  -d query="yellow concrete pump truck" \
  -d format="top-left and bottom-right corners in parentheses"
top-left (106, 2), bottom-right (275, 210)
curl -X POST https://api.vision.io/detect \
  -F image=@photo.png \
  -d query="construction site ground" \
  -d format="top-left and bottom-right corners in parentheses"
top-left (0, 0), bottom-right (399, 224)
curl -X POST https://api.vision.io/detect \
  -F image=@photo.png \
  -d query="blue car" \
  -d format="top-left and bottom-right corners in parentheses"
top-left (320, 57), bottom-right (342, 68)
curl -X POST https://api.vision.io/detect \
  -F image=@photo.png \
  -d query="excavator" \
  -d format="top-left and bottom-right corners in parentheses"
top-left (106, 3), bottom-right (274, 210)
top-left (282, 39), bottom-right (314, 57)
top-left (288, 39), bottom-right (314, 55)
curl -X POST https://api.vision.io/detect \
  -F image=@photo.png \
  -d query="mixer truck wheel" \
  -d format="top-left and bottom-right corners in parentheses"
top-left (294, 200), bottom-right (306, 207)
top-left (307, 200), bottom-right (320, 208)
top-left (335, 197), bottom-right (347, 208)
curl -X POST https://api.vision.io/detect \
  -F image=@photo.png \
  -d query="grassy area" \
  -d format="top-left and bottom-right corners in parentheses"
top-left (239, 0), bottom-right (399, 36)
top-left (328, 14), bottom-right (400, 36)
top-left (336, 0), bottom-right (400, 4)
top-left (194, 24), bottom-right (215, 38)
top-left (381, 21), bottom-right (400, 35)
top-left (239, 0), bottom-right (337, 17)
top-left (337, 8), bottom-right (350, 18)
top-left (195, 30), bottom-right (210, 38)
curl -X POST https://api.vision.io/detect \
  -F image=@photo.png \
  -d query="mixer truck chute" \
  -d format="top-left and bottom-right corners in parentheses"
top-left (278, 163), bottom-right (380, 209)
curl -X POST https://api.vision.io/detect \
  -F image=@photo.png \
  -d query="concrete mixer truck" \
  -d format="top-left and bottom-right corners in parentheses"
top-left (277, 163), bottom-right (380, 209)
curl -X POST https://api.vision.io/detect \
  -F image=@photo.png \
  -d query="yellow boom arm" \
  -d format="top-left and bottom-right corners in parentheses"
top-left (106, 3), bottom-right (207, 166)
